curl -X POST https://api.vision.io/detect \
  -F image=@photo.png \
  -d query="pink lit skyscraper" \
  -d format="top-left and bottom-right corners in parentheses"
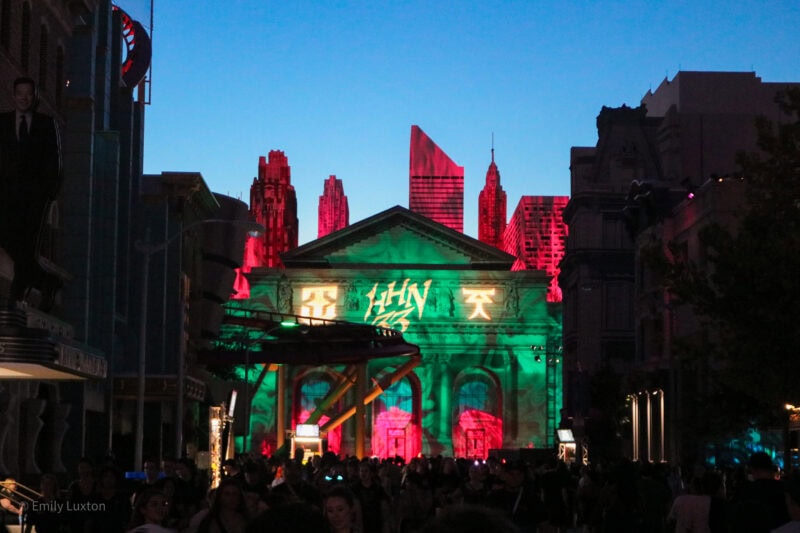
top-left (249, 150), bottom-right (298, 268)
top-left (478, 148), bottom-right (507, 249)
top-left (503, 196), bottom-right (569, 302)
top-left (318, 174), bottom-right (349, 238)
top-left (409, 125), bottom-right (464, 232)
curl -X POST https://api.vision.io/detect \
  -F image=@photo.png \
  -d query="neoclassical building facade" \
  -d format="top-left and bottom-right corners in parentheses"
top-left (232, 206), bottom-right (563, 460)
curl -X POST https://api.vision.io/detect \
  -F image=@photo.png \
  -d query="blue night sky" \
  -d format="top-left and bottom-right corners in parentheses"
top-left (121, 1), bottom-right (800, 245)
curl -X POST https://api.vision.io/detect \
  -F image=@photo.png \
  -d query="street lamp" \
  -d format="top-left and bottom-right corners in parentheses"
top-left (134, 218), bottom-right (263, 471)
top-left (785, 403), bottom-right (800, 473)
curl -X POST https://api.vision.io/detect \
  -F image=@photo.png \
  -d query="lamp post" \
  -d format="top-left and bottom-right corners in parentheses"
top-left (785, 403), bottom-right (799, 473)
top-left (133, 218), bottom-right (264, 471)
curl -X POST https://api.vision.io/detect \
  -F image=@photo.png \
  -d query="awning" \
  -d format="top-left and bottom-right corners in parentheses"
top-left (0, 327), bottom-right (107, 380)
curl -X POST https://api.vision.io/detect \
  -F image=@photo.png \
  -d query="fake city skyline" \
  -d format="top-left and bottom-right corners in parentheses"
top-left (135, 1), bottom-right (800, 245)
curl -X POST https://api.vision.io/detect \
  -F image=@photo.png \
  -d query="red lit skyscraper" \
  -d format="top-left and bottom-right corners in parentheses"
top-left (318, 175), bottom-right (349, 238)
top-left (478, 148), bottom-right (507, 249)
top-left (249, 150), bottom-right (299, 268)
top-left (503, 196), bottom-right (569, 302)
top-left (409, 125), bottom-right (464, 232)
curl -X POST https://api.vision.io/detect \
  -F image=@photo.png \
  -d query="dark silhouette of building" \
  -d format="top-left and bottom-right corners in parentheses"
top-left (249, 151), bottom-right (299, 268)
top-left (559, 71), bottom-right (800, 463)
top-left (477, 148), bottom-right (507, 250)
top-left (318, 174), bottom-right (349, 238)
top-left (409, 125), bottom-right (464, 232)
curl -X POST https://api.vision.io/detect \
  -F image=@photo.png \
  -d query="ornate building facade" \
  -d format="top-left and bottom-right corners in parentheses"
top-left (230, 206), bottom-right (563, 460)
top-left (318, 174), bottom-right (349, 238)
top-left (249, 151), bottom-right (299, 269)
top-left (560, 71), bottom-right (800, 463)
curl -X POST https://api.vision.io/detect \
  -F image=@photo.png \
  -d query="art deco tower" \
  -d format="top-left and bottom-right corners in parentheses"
top-left (409, 125), bottom-right (464, 232)
top-left (249, 150), bottom-right (299, 268)
top-left (318, 175), bottom-right (349, 238)
top-left (478, 148), bottom-right (507, 248)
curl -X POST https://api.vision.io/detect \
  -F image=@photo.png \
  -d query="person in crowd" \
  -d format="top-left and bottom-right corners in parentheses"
top-left (185, 487), bottom-right (215, 533)
top-left (486, 460), bottom-right (545, 532)
top-left (0, 478), bottom-right (22, 527)
top-left (575, 464), bottom-right (600, 531)
top-left (324, 484), bottom-right (360, 533)
top-left (432, 456), bottom-right (463, 513)
top-left (24, 473), bottom-right (62, 533)
top-left (539, 457), bottom-right (571, 532)
top-left (195, 478), bottom-right (248, 533)
top-left (242, 461), bottom-right (269, 495)
top-left (132, 459), bottom-right (163, 504)
top-left (394, 465), bottom-right (434, 533)
top-left (416, 504), bottom-right (523, 533)
top-left (269, 457), bottom-right (322, 509)
top-left (351, 461), bottom-right (390, 533)
top-left (638, 461), bottom-right (674, 533)
top-left (174, 457), bottom-right (204, 517)
top-left (67, 457), bottom-right (96, 533)
top-left (730, 452), bottom-right (790, 533)
top-left (773, 472), bottom-right (800, 533)
top-left (126, 488), bottom-right (175, 533)
top-left (88, 466), bottom-right (131, 533)
top-left (245, 502), bottom-right (327, 533)
top-left (461, 460), bottom-right (490, 506)
top-left (668, 474), bottom-right (714, 533)
top-left (222, 459), bottom-right (245, 486)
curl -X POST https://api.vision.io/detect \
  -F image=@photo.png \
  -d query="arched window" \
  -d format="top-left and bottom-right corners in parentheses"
top-left (21, 2), bottom-right (30, 71)
top-left (294, 372), bottom-right (342, 454)
top-left (457, 381), bottom-right (490, 413)
top-left (39, 24), bottom-right (48, 92)
top-left (299, 378), bottom-right (330, 418)
top-left (377, 379), bottom-right (412, 413)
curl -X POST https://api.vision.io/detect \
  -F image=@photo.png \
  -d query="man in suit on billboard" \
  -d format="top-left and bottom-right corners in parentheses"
top-left (0, 76), bottom-right (62, 308)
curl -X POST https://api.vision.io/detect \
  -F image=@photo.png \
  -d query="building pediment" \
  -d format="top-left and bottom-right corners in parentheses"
top-left (282, 206), bottom-right (515, 270)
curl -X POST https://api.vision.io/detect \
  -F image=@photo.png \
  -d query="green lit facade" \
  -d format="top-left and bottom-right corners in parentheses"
top-left (238, 206), bottom-right (562, 459)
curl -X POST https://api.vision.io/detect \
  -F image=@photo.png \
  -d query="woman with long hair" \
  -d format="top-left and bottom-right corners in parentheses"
top-left (196, 479), bottom-right (248, 533)
top-left (325, 485), bottom-right (360, 533)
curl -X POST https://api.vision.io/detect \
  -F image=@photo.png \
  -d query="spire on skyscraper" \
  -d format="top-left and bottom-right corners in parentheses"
top-left (478, 143), bottom-right (507, 249)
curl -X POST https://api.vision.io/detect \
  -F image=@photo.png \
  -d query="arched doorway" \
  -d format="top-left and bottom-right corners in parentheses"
top-left (452, 369), bottom-right (503, 459)
top-left (371, 370), bottom-right (421, 461)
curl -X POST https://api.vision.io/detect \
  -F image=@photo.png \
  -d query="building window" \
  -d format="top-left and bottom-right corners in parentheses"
top-left (39, 25), bottom-right (48, 92)
top-left (0, 0), bottom-right (10, 50)
top-left (55, 46), bottom-right (64, 108)
top-left (379, 379), bottom-right (413, 413)
top-left (21, 2), bottom-right (31, 71)
top-left (298, 378), bottom-right (331, 420)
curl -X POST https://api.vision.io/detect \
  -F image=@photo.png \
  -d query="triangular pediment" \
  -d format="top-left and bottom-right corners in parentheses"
top-left (282, 206), bottom-right (515, 269)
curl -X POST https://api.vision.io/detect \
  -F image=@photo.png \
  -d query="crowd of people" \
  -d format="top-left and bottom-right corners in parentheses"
top-left (1, 450), bottom-right (800, 532)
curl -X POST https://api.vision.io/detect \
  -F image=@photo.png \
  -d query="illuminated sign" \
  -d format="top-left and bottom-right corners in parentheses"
top-left (300, 286), bottom-right (338, 319)
top-left (296, 424), bottom-right (320, 438)
top-left (462, 288), bottom-right (495, 320)
top-left (364, 279), bottom-right (432, 332)
top-left (297, 280), bottom-right (502, 327)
